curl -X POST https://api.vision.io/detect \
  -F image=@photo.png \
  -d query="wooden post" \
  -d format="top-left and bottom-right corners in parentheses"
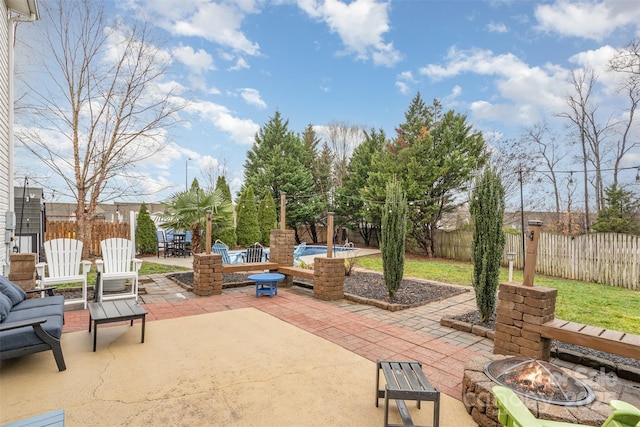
top-left (205, 210), bottom-right (212, 255)
top-left (327, 212), bottom-right (334, 258)
top-left (522, 220), bottom-right (543, 286)
top-left (280, 192), bottom-right (286, 230)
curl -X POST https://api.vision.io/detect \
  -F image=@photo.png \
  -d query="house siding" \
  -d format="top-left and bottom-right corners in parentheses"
top-left (0, 2), bottom-right (11, 275)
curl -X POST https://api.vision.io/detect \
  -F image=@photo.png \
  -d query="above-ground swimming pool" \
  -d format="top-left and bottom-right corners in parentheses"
top-left (296, 245), bottom-right (357, 257)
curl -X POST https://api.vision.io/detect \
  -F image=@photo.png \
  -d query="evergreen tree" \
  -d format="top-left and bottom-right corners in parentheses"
top-left (363, 93), bottom-right (487, 256)
top-left (243, 111), bottom-right (321, 242)
top-left (592, 183), bottom-right (640, 235)
top-left (381, 179), bottom-right (407, 300)
top-left (258, 192), bottom-right (277, 246)
top-left (335, 128), bottom-right (386, 246)
top-left (215, 176), bottom-right (237, 247)
top-left (236, 186), bottom-right (261, 246)
top-left (135, 203), bottom-right (157, 255)
top-left (470, 167), bottom-right (506, 322)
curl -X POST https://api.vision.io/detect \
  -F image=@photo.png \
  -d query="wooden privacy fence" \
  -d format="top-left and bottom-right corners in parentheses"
top-left (434, 230), bottom-right (640, 290)
top-left (44, 221), bottom-right (130, 257)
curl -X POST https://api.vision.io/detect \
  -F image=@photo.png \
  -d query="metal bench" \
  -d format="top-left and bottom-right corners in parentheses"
top-left (376, 360), bottom-right (440, 427)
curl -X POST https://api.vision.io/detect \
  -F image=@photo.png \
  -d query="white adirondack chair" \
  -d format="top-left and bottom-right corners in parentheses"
top-left (95, 238), bottom-right (143, 302)
top-left (35, 238), bottom-right (92, 309)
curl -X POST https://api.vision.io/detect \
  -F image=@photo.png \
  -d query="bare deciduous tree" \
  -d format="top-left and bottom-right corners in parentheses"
top-left (324, 121), bottom-right (364, 187)
top-left (609, 39), bottom-right (640, 185)
top-left (16, 0), bottom-right (184, 256)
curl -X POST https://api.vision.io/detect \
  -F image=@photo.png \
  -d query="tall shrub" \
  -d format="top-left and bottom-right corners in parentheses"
top-left (136, 203), bottom-right (157, 255)
top-left (381, 179), bottom-right (407, 299)
top-left (470, 167), bottom-right (505, 322)
top-left (236, 186), bottom-right (261, 247)
top-left (215, 176), bottom-right (237, 247)
top-left (258, 192), bottom-right (277, 246)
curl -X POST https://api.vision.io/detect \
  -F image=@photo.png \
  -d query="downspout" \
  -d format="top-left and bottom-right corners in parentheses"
top-left (5, 11), bottom-right (38, 273)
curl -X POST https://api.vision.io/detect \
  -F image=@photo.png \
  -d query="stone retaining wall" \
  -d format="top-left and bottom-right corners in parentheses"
top-left (494, 282), bottom-right (556, 360)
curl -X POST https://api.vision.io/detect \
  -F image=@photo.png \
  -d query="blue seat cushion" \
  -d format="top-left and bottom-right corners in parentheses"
top-left (11, 296), bottom-right (65, 312)
top-left (0, 292), bottom-right (12, 322)
top-left (0, 314), bottom-right (64, 351)
top-left (0, 276), bottom-right (27, 306)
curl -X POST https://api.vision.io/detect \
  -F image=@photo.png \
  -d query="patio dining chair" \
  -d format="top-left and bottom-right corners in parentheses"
top-left (35, 238), bottom-right (92, 309)
top-left (242, 242), bottom-right (268, 262)
top-left (156, 230), bottom-right (174, 258)
top-left (212, 240), bottom-right (241, 264)
top-left (95, 238), bottom-right (142, 302)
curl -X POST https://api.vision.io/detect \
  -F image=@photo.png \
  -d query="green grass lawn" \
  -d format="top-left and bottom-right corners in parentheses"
top-left (58, 260), bottom-right (189, 289)
top-left (356, 255), bottom-right (640, 335)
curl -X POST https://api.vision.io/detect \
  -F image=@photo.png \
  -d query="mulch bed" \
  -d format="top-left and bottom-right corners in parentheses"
top-left (168, 270), bottom-right (468, 309)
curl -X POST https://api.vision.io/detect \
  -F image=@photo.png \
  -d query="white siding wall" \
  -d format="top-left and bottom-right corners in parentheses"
top-left (0, 3), bottom-right (10, 275)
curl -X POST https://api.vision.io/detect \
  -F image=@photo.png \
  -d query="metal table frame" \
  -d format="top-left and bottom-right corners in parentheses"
top-left (88, 300), bottom-right (147, 352)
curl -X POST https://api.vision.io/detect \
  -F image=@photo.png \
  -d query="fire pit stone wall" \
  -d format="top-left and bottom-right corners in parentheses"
top-left (463, 355), bottom-right (616, 427)
top-left (494, 281), bottom-right (557, 360)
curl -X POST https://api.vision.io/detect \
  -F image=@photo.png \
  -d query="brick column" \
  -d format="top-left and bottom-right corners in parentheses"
top-left (313, 257), bottom-right (344, 301)
top-left (494, 282), bottom-right (557, 360)
top-left (9, 253), bottom-right (36, 292)
top-left (193, 253), bottom-right (223, 296)
top-left (269, 229), bottom-right (294, 287)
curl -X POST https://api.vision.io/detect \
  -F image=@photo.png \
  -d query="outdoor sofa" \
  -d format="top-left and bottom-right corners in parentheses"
top-left (0, 276), bottom-right (66, 371)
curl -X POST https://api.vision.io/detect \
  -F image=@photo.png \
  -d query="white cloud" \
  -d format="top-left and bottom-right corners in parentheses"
top-left (185, 100), bottom-right (259, 145)
top-left (297, 0), bottom-right (402, 67)
top-left (534, 0), bottom-right (640, 41)
top-left (487, 22), bottom-right (508, 33)
top-left (133, 0), bottom-right (261, 56)
top-left (172, 45), bottom-right (215, 74)
top-left (395, 70), bottom-right (416, 95)
top-left (420, 47), bottom-right (570, 126)
top-left (228, 57), bottom-right (250, 71)
top-left (239, 88), bottom-right (267, 109)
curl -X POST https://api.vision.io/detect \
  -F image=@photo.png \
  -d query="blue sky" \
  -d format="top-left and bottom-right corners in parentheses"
top-left (15, 0), bottom-right (640, 206)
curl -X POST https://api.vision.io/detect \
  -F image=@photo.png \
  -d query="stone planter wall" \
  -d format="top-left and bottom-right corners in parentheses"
top-left (193, 253), bottom-right (223, 296)
top-left (269, 229), bottom-right (294, 287)
top-left (494, 282), bottom-right (557, 360)
top-left (313, 257), bottom-right (344, 301)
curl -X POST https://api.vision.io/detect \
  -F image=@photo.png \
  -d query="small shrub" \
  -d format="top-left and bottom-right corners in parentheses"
top-left (136, 203), bottom-right (157, 255)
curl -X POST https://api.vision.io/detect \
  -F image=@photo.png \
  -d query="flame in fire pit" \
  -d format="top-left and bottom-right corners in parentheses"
top-left (484, 357), bottom-right (595, 406)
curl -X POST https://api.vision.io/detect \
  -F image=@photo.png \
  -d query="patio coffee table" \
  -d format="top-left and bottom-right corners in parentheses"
top-left (88, 300), bottom-right (147, 352)
top-left (376, 360), bottom-right (440, 427)
top-left (248, 273), bottom-right (285, 298)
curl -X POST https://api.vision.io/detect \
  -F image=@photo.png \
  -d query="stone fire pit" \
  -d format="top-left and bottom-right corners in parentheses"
top-left (463, 355), bottom-right (615, 427)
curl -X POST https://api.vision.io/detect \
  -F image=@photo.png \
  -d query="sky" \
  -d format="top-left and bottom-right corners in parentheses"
top-left (13, 0), bottom-right (640, 207)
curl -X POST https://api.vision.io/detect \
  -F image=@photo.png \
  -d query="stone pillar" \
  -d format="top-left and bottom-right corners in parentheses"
top-left (193, 253), bottom-right (223, 296)
top-left (270, 229), bottom-right (295, 287)
top-left (313, 257), bottom-right (344, 301)
top-left (494, 282), bottom-right (556, 360)
top-left (9, 253), bottom-right (37, 292)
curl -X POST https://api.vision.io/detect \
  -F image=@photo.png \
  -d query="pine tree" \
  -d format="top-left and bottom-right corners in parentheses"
top-left (470, 167), bottom-right (506, 322)
top-left (236, 186), bottom-right (261, 247)
top-left (381, 179), bottom-right (407, 299)
top-left (136, 203), bottom-right (157, 255)
top-left (591, 183), bottom-right (640, 235)
top-left (258, 193), bottom-right (277, 246)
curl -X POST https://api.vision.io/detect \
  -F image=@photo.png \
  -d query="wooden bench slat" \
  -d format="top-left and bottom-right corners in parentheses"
top-left (580, 325), bottom-right (606, 337)
top-left (621, 334), bottom-right (640, 346)
top-left (526, 320), bottom-right (640, 360)
top-left (278, 266), bottom-right (314, 280)
top-left (222, 262), bottom-right (279, 273)
top-left (599, 329), bottom-right (624, 341)
top-left (561, 322), bottom-right (586, 333)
